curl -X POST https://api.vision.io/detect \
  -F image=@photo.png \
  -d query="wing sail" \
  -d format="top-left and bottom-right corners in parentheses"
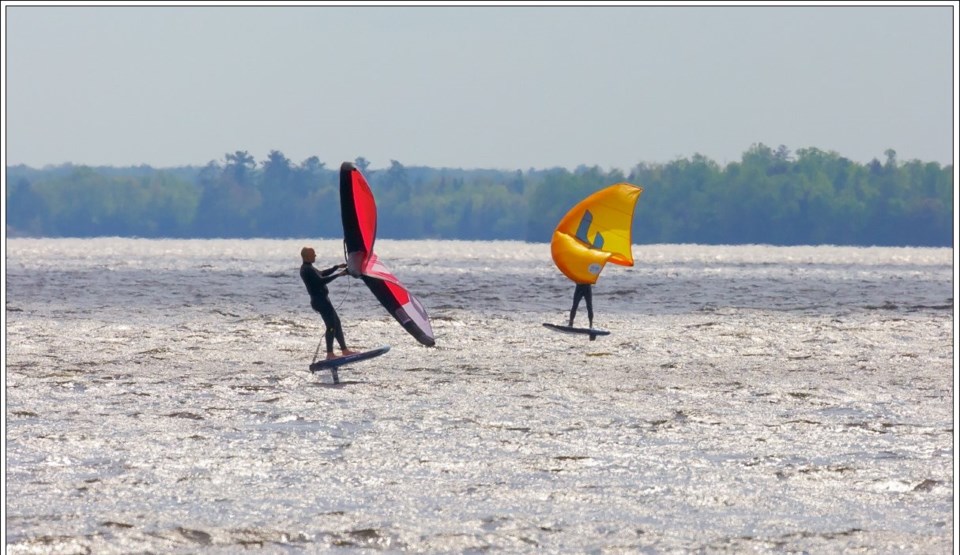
top-left (340, 161), bottom-right (378, 274)
top-left (550, 183), bottom-right (643, 284)
top-left (340, 162), bottom-right (436, 347)
top-left (361, 254), bottom-right (435, 347)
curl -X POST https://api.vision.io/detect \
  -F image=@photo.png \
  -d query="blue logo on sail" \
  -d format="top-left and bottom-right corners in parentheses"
top-left (575, 210), bottom-right (604, 249)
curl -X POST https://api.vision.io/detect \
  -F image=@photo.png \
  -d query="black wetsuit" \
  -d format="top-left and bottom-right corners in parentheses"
top-left (570, 283), bottom-right (594, 328)
top-left (300, 263), bottom-right (347, 353)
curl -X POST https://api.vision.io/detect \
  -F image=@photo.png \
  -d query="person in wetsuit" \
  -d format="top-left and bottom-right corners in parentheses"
top-left (569, 282), bottom-right (594, 329)
top-left (299, 246), bottom-right (357, 360)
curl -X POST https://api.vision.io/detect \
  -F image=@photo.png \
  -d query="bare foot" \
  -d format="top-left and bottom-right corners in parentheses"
top-left (325, 352), bottom-right (339, 360)
top-left (341, 349), bottom-right (360, 356)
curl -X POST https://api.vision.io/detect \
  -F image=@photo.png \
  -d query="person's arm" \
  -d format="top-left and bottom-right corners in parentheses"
top-left (318, 264), bottom-right (347, 282)
top-left (319, 264), bottom-right (343, 277)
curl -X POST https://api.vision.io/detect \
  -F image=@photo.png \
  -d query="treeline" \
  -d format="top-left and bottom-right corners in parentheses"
top-left (5, 144), bottom-right (953, 246)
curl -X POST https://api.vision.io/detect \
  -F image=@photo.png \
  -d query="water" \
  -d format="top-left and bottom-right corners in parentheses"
top-left (4, 238), bottom-right (954, 553)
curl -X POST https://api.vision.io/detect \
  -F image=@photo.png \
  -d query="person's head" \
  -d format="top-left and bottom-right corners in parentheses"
top-left (300, 247), bottom-right (316, 263)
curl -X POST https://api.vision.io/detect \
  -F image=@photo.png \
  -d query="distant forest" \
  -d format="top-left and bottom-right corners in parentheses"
top-left (5, 143), bottom-right (953, 246)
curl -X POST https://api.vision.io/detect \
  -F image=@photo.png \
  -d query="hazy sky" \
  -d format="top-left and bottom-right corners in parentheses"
top-left (3, 2), bottom-right (956, 171)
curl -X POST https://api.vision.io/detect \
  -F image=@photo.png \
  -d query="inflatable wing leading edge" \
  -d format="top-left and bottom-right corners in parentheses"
top-left (340, 162), bottom-right (436, 347)
top-left (550, 183), bottom-right (643, 285)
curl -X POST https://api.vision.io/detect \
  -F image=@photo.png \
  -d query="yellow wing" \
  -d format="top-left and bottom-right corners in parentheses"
top-left (550, 183), bottom-right (643, 284)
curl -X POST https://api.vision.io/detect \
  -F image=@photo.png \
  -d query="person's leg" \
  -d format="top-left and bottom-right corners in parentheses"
top-left (319, 309), bottom-right (338, 359)
top-left (324, 325), bottom-right (336, 359)
top-left (584, 285), bottom-right (594, 328)
top-left (570, 285), bottom-right (584, 326)
top-left (330, 311), bottom-right (354, 354)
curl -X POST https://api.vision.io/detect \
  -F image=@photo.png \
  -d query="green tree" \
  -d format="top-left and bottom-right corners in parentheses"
top-left (259, 150), bottom-right (295, 236)
top-left (5, 146), bottom-right (952, 245)
top-left (354, 157), bottom-right (371, 174)
top-left (6, 177), bottom-right (46, 236)
top-left (194, 155), bottom-right (262, 238)
top-left (225, 150), bottom-right (256, 185)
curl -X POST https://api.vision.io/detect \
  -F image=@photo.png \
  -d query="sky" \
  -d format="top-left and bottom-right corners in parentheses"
top-left (2, 2), bottom-right (956, 171)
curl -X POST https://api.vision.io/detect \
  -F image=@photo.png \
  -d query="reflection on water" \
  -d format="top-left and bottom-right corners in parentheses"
top-left (5, 239), bottom-right (954, 553)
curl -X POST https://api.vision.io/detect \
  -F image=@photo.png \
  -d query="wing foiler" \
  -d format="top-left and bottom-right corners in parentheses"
top-left (340, 161), bottom-right (436, 347)
top-left (551, 183), bottom-right (643, 284)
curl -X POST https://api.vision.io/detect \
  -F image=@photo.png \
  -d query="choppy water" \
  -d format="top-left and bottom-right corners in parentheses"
top-left (4, 238), bottom-right (955, 553)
